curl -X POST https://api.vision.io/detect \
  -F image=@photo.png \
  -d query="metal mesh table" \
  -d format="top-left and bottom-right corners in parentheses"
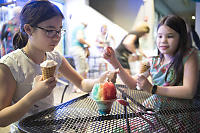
top-left (18, 85), bottom-right (200, 133)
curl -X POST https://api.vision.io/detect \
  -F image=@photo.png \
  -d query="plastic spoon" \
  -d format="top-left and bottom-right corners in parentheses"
top-left (116, 99), bottom-right (155, 128)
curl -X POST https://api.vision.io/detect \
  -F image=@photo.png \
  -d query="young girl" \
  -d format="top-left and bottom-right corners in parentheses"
top-left (104, 15), bottom-right (199, 131)
top-left (0, 1), bottom-right (113, 131)
top-left (104, 15), bottom-right (199, 101)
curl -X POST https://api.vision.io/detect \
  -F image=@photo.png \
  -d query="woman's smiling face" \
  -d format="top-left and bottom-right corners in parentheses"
top-left (156, 25), bottom-right (180, 56)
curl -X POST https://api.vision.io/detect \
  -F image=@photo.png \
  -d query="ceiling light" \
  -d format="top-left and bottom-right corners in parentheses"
top-left (192, 16), bottom-right (195, 20)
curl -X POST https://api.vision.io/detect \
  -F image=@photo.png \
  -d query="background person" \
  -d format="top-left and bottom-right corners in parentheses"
top-left (96, 24), bottom-right (116, 72)
top-left (0, 7), bottom-right (21, 57)
top-left (70, 22), bottom-right (91, 79)
top-left (70, 22), bottom-right (92, 93)
top-left (96, 24), bottom-right (116, 51)
top-left (190, 25), bottom-right (200, 50)
top-left (115, 22), bottom-right (150, 75)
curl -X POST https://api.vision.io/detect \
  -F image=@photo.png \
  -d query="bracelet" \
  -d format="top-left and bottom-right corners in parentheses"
top-left (151, 85), bottom-right (157, 94)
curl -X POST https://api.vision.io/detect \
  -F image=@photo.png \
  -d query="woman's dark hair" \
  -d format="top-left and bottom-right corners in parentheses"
top-left (13, 1), bottom-right (64, 50)
top-left (157, 15), bottom-right (190, 85)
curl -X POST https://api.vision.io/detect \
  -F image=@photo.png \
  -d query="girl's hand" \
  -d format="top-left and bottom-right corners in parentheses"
top-left (107, 69), bottom-right (119, 83)
top-left (98, 69), bottom-right (119, 84)
top-left (31, 75), bottom-right (57, 102)
top-left (103, 47), bottom-right (118, 65)
top-left (137, 75), bottom-right (152, 93)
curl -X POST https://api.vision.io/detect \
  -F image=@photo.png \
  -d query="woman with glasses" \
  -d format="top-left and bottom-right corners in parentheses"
top-left (0, 1), bottom-right (114, 131)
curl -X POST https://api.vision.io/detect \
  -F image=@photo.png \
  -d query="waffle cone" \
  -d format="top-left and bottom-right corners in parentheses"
top-left (41, 65), bottom-right (56, 80)
top-left (139, 62), bottom-right (150, 73)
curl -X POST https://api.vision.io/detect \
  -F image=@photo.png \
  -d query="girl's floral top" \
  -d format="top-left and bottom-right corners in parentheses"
top-left (149, 48), bottom-right (196, 86)
top-left (142, 48), bottom-right (197, 127)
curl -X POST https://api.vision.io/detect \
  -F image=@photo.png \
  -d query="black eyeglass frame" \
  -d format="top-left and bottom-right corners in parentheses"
top-left (35, 26), bottom-right (66, 38)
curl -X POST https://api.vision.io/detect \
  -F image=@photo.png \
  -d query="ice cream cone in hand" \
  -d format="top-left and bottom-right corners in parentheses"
top-left (139, 61), bottom-right (150, 77)
top-left (137, 61), bottom-right (150, 90)
top-left (40, 60), bottom-right (58, 80)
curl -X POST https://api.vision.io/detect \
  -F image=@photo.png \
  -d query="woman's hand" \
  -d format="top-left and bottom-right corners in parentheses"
top-left (137, 75), bottom-right (152, 93)
top-left (30, 75), bottom-right (57, 102)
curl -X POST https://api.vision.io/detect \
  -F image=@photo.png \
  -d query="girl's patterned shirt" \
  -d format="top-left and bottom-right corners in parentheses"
top-left (150, 48), bottom-right (196, 86)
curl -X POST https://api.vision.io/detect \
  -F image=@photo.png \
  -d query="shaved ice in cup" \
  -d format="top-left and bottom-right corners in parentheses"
top-left (95, 99), bottom-right (116, 115)
top-left (91, 81), bottom-right (117, 114)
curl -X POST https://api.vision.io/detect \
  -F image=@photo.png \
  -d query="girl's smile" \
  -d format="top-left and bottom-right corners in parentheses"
top-left (157, 25), bottom-right (180, 56)
top-left (159, 45), bottom-right (169, 50)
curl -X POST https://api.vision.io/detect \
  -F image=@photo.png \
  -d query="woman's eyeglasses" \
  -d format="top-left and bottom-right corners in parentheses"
top-left (35, 26), bottom-right (66, 38)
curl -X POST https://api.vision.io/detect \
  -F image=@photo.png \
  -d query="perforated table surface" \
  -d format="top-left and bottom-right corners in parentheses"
top-left (18, 84), bottom-right (200, 133)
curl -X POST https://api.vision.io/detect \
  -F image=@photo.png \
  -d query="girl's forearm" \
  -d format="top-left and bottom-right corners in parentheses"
top-left (118, 66), bottom-right (137, 89)
top-left (0, 92), bottom-right (36, 127)
top-left (81, 78), bottom-right (99, 92)
top-left (156, 86), bottom-right (195, 99)
top-left (81, 71), bottom-right (114, 92)
top-left (111, 61), bottom-right (137, 89)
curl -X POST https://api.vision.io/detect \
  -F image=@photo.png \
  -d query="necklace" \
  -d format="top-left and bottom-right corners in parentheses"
top-left (21, 48), bottom-right (47, 63)
top-left (21, 48), bottom-right (30, 58)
